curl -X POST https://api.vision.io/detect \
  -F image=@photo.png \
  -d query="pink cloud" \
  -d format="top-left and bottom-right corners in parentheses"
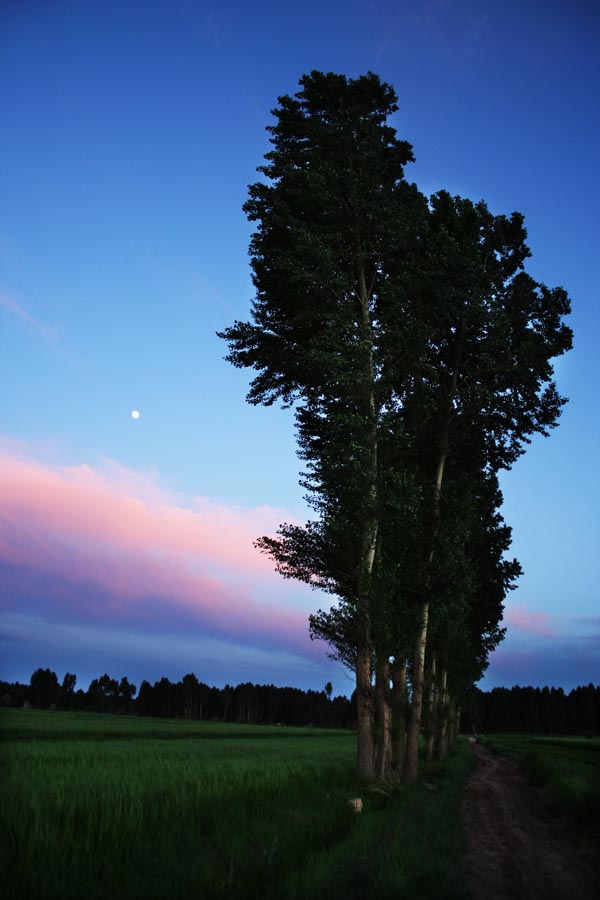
top-left (503, 603), bottom-right (556, 638)
top-left (0, 440), bottom-right (316, 657)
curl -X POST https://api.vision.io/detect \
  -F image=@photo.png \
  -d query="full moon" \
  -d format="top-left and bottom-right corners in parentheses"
top-left (131, 410), bottom-right (140, 419)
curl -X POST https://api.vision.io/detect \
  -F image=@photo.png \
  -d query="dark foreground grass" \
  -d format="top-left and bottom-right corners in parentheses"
top-left (1, 709), bottom-right (474, 900)
top-left (479, 734), bottom-right (600, 825)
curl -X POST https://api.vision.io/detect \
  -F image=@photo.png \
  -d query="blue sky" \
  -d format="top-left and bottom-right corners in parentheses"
top-left (1, 0), bottom-right (598, 696)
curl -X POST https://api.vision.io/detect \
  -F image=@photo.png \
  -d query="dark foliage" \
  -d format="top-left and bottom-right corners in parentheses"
top-left (0, 670), bottom-right (354, 728)
top-left (464, 684), bottom-right (600, 735)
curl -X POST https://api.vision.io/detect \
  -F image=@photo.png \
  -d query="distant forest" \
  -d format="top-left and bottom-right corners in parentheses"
top-left (1, 669), bottom-right (354, 729)
top-left (1, 670), bottom-right (599, 735)
top-left (467, 684), bottom-right (600, 736)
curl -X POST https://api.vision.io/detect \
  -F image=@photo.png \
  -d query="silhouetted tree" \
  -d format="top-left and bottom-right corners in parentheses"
top-left (220, 70), bottom-right (572, 782)
top-left (61, 672), bottom-right (77, 709)
top-left (219, 70), bottom-right (423, 777)
top-left (29, 668), bottom-right (60, 709)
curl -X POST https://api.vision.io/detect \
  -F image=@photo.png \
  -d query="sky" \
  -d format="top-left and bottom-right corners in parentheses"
top-left (1, 0), bottom-right (598, 697)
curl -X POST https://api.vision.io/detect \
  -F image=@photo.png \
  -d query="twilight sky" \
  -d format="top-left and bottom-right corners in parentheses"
top-left (1, 0), bottom-right (598, 696)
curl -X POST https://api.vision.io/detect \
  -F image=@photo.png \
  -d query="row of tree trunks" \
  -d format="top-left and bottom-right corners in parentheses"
top-left (401, 331), bottom-right (464, 783)
top-left (368, 648), bottom-right (464, 782)
top-left (355, 586), bottom-right (470, 781)
top-left (424, 663), bottom-right (461, 763)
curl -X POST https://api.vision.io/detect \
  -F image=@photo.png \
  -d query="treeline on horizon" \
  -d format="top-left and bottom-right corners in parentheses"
top-left (0, 669), bottom-right (355, 728)
top-left (467, 684), bottom-right (600, 736)
top-left (1, 669), bottom-right (599, 736)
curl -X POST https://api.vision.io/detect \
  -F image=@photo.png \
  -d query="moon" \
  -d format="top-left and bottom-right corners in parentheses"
top-left (131, 409), bottom-right (140, 420)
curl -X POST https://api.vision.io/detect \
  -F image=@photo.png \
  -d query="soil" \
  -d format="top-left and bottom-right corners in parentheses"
top-left (461, 740), bottom-right (600, 900)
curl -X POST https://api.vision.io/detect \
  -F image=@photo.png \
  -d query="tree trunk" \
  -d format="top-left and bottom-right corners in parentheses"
top-left (403, 602), bottom-right (429, 784)
top-left (375, 657), bottom-right (392, 778)
top-left (355, 498), bottom-right (377, 779)
top-left (447, 706), bottom-right (455, 747)
top-left (425, 653), bottom-right (437, 762)
top-left (436, 668), bottom-right (448, 761)
top-left (356, 648), bottom-right (375, 778)
top-left (391, 662), bottom-right (407, 776)
top-left (354, 238), bottom-right (379, 781)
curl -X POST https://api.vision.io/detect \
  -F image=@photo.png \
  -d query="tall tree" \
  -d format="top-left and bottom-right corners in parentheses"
top-left (398, 192), bottom-right (572, 781)
top-left (220, 70), bottom-right (424, 776)
top-left (220, 71), bottom-right (572, 781)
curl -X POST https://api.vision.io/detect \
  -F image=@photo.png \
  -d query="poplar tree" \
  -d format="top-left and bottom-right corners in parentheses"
top-left (219, 70), bottom-right (425, 777)
top-left (220, 70), bottom-right (572, 781)
top-left (398, 192), bottom-right (572, 781)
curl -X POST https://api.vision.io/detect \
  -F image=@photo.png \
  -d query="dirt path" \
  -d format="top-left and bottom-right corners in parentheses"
top-left (461, 740), bottom-right (599, 900)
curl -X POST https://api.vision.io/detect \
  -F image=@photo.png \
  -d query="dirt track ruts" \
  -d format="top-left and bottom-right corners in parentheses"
top-left (461, 741), bottom-right (599, 900)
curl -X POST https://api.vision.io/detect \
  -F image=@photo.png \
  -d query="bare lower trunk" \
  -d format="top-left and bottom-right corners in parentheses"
top-left (375, 658), bottom-right (392, 778)
top-left (449, 702), bottom-right (460, 746)
top-left (447, 709), bottom-right (455, 747)
top-left (355, 508), bottom-right (377, 779)
top-left (436, 668), bottom-right (448, 761)
top-left (356, 647), bottom-right (375, 778)
top-left (354, 449), bottom-right (378, 780)
top-left (425, 653), bottom-right (437, 762)
top-left (403, 602), bottom-right (430, 784)
top-left (391, 662), bottom-right (407, 775)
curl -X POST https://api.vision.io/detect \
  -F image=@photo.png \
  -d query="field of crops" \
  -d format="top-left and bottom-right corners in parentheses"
top-left (479, 733), bottom-right (600, 823)
top-left (1, 709), bottom-right (473, 900)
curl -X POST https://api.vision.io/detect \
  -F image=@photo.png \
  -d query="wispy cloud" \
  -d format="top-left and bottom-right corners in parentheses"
top-left (483, 606), bottom-right (599, 690)
top-left (483, 635), bottom-right (600, 691)
top-left (503, 603), bottom-right (556, 638)
top-left (0, 439), bottom-right (319, 669)
top-left (0, 612), bottom-right (325, 689)
top-left (0, 291), bottom-right (60, 348)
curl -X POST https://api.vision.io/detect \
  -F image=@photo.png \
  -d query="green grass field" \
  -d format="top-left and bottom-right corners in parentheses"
top-left (1, 709), bottom-right (473, 900)
top-left (478, 733), bottom-right (600, 824)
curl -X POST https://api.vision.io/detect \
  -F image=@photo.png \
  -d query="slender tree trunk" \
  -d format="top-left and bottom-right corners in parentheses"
top-left (355, 498), bottom-right (378, 779)
top-left (403, 602), bottom-right (429, 784)
top-left (354, 237), bottom-right (379, 780)
top-left (436, 668), bottom-right (448, 761)
top-left (448, 706), bottom-right (460, 744)
top-left (391, 662), bottom-right (407, 776)
top-left (375, 657), bottom-right (392, 778)
top-left (425, 653), bottom-right (437, 762)
top-left (447, 705), bottom-right (455, 747)
top-left (356, 648), bottom-right (375, 777)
